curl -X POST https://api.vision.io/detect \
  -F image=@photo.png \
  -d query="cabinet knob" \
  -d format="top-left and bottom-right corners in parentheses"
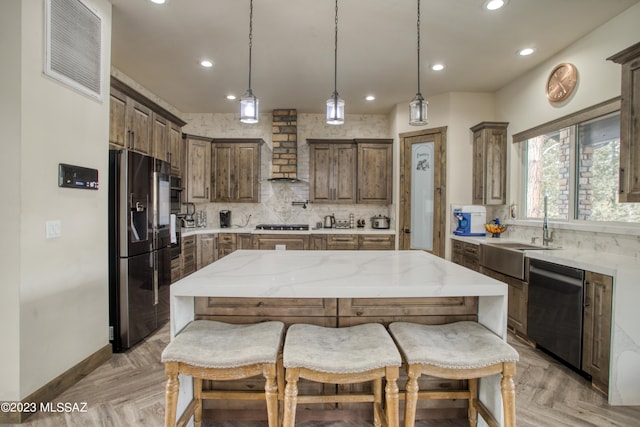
top-left (404, 228), bottom-right (411, 234)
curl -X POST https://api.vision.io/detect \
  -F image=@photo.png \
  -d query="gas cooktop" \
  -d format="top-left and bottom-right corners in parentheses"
top-left (255, 224), bottom-right (309, 231)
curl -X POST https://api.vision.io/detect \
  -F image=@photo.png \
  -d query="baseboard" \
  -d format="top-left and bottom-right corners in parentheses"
top-left (0, 344), bottom-right (112, 424)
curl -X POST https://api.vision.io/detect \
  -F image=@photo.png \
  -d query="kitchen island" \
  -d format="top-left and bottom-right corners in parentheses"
top-left (169, 250), bottom-right (510, 426)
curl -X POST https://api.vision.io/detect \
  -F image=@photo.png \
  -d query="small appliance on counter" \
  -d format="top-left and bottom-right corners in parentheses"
top-left (220, 210), bottom-right (231, 228)
top-left (182, 202), bottom-right (196, 228)
top-left (453, 205), bottom-right (486, 236)
top-left (323, 214), bottom-right (336, 228)
top-left (371, 215), bottom-right (390, 229)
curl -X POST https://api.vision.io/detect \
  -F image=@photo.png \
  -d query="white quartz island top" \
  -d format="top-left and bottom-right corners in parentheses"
top-left (172, 249), bottom-right (508, 299)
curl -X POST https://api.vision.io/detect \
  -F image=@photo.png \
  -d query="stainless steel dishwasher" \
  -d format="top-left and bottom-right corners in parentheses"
top-left (527, 259), bottom-right (585, 371)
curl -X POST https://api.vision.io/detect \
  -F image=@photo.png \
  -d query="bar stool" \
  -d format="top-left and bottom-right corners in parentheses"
top-left (388, 321), bottom-right (519, 427)
top-left (282, 323), bottom-right (402, 427)
top-left (161, 320), bottom-right (285, 427)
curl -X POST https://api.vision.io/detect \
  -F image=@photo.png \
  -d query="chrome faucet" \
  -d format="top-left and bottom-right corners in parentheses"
top-left (542, 195), bottom-right (553, 246)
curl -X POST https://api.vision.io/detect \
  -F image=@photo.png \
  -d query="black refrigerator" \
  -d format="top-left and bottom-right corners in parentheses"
top-left (108, 149), bottom-right (171, 352)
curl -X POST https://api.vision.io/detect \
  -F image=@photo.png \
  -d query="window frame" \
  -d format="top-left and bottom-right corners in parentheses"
top-left (514, 97), bottom-right (629, 224)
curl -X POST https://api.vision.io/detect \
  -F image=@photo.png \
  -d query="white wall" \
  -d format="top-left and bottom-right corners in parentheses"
top-left (0, 0), bottom-right (23, 402)
top-left (0, 0), bottom-right (112, 400)
top-left (497, 2), bottom-right (640, 210)
top-left (390, 92), bottom-right (496, 256)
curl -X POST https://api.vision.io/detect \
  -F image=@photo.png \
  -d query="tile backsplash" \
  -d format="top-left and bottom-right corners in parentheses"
top-left (181, 111), bottom-right (393, 229)
top-left (487, 205), bottom-right (640, 259)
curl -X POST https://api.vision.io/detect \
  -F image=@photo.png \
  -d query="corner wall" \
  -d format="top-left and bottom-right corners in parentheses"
top-left (15, 0), bottom-right (112, 399)
top-left (0, 0), bottom-right (23, 401)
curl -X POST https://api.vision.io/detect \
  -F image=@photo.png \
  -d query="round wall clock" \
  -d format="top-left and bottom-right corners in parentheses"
top-left (546, 63), bottom-right (578, 103)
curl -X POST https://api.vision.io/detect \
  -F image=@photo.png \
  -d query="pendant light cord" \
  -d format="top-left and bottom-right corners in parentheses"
top-left (248, 0), bottom-right (253, 91)
top-left (416, 0), bottom-right (421, 95)
top-left (333, 0), bottom-right (338, 98)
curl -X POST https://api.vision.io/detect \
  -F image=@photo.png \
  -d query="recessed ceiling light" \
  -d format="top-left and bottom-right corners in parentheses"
top-left (518, 48), bottom-right (535, 56)
top-left (365, 95), bottom-right (375, 101)
top-left (200, 60), bottom-right (213, 68)
top-left (226, 95), bottom-right (237, 100)
top-left (431, 64), bottom-right (445, 71)
top-left (484, 0), bottom-right (507, 11)
top-left (149, 0), bottom-right (166, 4)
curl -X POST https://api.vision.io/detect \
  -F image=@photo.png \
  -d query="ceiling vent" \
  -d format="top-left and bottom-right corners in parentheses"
top-left (44, 0), bottom-right (104, 101)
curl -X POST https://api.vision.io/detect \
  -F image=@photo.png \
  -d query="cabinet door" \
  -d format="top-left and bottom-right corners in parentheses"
top-left (309, 144), bottom-right (333, 202)
top-left (197, 234), bottom-right (217, 270)
top-left (357, 142), bottom-right (392, 204)
top-left (128, 99), bottom-right (153, 155)
top-left (506, 276), bottom-right (528, 336)
top-left (471, 122), bottom-right (508, 205)
top-left (168, 122), bottom-right (182, 176)
top-left (181, 235), bottom-right (196, 277)
top-left (333, 144), bottom-right (357, 203)
top-left (185, 136), bottom-right (212, 202)
top-left (212, 143), bottom-right (234, 201)
top-left (152, 113), bottom-right (169, 162)
top-left (582, 271), bottom-right (612, 392)
top-left (485, 128), bottom-right (507, 204)
top-left (309, 235), bottom-right (327, 250)
top-left (237, 233), bottom-right (252, 249)
top-left (109, 88), bottom-right (128, 148)
top-left (236, 143), bottom-right (260, 202)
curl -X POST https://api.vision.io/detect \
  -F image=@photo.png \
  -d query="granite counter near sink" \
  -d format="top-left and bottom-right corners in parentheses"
top-left (451, 234), bottom-right (640, 406)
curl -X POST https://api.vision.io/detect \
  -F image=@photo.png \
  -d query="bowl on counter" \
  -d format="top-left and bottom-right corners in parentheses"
top-left (485, 223), bottom-right (507, 238)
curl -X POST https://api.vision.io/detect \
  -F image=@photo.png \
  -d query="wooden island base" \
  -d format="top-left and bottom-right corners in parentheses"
top-left (195, 295), bottom-right (479, 421)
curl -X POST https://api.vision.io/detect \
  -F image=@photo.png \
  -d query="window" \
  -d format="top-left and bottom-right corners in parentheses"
top-left (518, 101), bottom-right (640, 223)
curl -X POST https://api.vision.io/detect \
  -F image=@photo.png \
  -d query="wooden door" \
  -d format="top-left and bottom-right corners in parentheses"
top-left (128, 99), bottom-right (153, 154)
top-left (185, 135), bottom-right (212, 202)
top-left (357, 141), bottom-right (393, 204)
top-left (333, 144), bottom-right (357, 203)
top-left (399, 127), bottom-right (447, 257)
top-left (236, 143), bottom-right (260, 202)
top-left (212, 143), bottom-right (234, 201)
top-left (152, 113), bottom-right (168, 162)
top-left (168, 122), bottom-right (182, 176)
top-left (109, 88), bottom-right (128, 148)
top-left (309, 143), bottom-right (333, 202)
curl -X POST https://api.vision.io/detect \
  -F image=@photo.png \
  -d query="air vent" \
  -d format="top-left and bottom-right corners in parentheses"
top-left (44, 0), bottom-right (103, 101)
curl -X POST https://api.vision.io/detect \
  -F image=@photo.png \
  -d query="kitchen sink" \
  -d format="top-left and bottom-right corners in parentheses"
top-left (479, 241), bottom-right (560, 280)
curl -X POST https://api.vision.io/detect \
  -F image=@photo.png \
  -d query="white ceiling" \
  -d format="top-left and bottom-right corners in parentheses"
top-left (109, 0), bottom-right (639, 115)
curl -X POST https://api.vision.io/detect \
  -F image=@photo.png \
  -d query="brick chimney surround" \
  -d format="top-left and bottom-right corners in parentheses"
top-left (271, 109), bottom-right (297, 179)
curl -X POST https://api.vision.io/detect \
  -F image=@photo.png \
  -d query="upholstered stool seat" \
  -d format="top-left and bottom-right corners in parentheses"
top-left (162, 320), bottom-right (285, 427)
top-left (389, 321), bottom-right (519, 427)
top-left (283, 323), bottom-right (402, 427)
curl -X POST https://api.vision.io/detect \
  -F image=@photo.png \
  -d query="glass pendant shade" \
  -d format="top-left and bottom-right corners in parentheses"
top-left (326, 92), bottom-right (345, 125)
top-left (240, 89), bottom-right (259, 124)
top-left (409, 93), bottom-right (428, 126)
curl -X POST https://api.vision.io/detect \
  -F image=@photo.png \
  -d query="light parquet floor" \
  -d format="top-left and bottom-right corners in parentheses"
top-left (10, 322), bottom-right (640, 427)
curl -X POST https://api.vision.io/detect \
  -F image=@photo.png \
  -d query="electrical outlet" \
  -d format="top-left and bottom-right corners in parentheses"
top-left (46, 220), bottom-right (62, 239)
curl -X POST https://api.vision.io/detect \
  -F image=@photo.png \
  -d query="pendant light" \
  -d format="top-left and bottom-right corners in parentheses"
top-left (326, 0), bottom-right (344, 125)
top-left (240, 0), bottom-right (259, 124)
top-left (409, 0), bottom-right (428, 126)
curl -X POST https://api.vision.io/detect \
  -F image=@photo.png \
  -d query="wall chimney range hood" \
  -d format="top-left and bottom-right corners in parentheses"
top-left (270, 109), bottom-right (303, 183)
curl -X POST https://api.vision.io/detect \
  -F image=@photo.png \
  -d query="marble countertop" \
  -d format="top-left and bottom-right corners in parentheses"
top-left (171, 250), bottom-right (507, 299)
top-left (451, 234), bottom-right (640, 277)
top-left (181, 227), bottom-right (396, 237)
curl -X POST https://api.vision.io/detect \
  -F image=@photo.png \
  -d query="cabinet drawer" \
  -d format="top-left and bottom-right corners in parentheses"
top-left (338, 297), bottom-right (478, 317)
top-left (219, 233), bottom-right (236, 245)
top-left (326, 234), bottom-right (358, 250)
top-left (358, 234), bottom-right (394, 250)
top-left (195, 297), bottom-right (338, 317)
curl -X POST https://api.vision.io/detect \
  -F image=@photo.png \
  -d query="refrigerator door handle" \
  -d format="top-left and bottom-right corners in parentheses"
top-left (153, 252), bottom-right (159, 306)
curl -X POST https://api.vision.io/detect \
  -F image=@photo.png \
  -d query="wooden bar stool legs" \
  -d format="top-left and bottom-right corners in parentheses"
top-left (282, 323), bottom-right (402, 427)
top-left (389, 321), bottom-right (519, 427)
top-left (161, 320), bottom-right (285, 427)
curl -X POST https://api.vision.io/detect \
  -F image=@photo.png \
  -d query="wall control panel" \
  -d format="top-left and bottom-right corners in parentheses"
top-left (58, 163), bottom-right (99, 190)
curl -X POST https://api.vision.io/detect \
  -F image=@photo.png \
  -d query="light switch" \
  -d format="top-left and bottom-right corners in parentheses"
top-left (46, 220), bottom-right (62, 239)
